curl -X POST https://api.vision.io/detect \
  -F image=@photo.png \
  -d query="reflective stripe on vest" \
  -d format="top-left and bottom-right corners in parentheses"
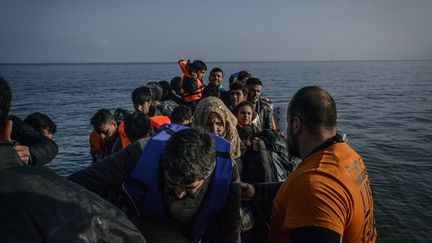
top-left (122, 124), bottom-right (232, 243)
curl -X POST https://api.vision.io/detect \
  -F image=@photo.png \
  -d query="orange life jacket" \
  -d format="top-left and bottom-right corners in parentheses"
top-left (117, 121), bottom-right (132, 149)
top-left (178, 60), bottom-right (204, 103)
top-left (150, 115), bottom-right (171, 130)
top-left (118, 116), bottom-right (171, 149)
top-left (89, 130), bottom-right (104, 155)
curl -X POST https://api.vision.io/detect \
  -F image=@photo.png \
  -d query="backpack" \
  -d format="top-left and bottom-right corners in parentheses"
top-left (255, 129), bottom-right (295, 182)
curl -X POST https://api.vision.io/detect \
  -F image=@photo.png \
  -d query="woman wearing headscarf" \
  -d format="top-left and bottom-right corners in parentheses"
top-left (193, 97), bottom-right (242, 160)
top-left (192, 96), bottom-right (243, 242)
top-left (194, 97), bottom-right (256, 238)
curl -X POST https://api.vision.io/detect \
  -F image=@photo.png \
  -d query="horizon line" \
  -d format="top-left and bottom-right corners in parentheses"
top-left (1, 58), bottom-right (431, 65)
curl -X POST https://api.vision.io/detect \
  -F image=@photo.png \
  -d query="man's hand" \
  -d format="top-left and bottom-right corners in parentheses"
top-left (15, 144), bottom-right (30, 164)
top-left (240, 182), bottom-right (255, 201)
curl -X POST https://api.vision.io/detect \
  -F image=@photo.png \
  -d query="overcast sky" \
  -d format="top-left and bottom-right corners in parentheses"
top-left (1, 0), bottom-right (431, 63)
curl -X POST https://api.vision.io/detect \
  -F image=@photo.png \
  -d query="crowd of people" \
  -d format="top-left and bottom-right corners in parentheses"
top-left (0, 59), bottom-right (377, 243)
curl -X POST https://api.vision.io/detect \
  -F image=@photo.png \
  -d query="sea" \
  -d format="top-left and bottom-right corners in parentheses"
top-left (1, 60), bottom-right (431, 242)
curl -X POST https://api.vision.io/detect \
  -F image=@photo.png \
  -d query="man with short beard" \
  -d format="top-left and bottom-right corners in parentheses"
top-left (241, 86), bottom-right (377, 243)
top-left (245, 77), bottom-right (275, 130)
top-left (276, 86), bottom-right (378, 242)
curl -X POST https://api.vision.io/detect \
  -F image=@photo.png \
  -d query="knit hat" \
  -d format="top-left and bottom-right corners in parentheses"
top-left (245, 77), bottom-right (262, 86)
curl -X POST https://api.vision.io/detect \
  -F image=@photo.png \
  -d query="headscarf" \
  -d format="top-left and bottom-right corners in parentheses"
top-left (193, 97), bottom-right (242, 159)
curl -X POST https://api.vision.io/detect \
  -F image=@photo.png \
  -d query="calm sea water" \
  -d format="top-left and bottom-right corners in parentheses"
top-left (1, 61), bottom-right (431, 242)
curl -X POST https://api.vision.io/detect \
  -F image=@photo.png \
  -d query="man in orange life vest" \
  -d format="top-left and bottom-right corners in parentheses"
top-left (178, 59), bottom-right (207, 105)
top-left (243, 86), bottom-right (377, 243)
top-left (89, 109), bottom-right (118, 165)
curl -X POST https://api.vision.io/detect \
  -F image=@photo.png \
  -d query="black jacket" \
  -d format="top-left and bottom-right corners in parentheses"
top-left (69, 138), bottom-right (241, 243)
top-left (254, 98), bottom-right (274, 130)
top-left (10, 115), bottom-right (58, 165)
top-left (0, 141), bottom-right (146, 243)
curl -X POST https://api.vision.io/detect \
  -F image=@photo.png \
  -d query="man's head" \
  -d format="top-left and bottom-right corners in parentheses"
top-left (229, 71), bottom-right (251, 85)
top-left (90, 109), bottom-right (117, 139)
top-left (229, 81), bottom-right (248, 108)
top-left (287, 86), bottom-right (337, 158)
top-left (124, 112), bottom-right (151, 142)
top-left (245, 77), bottom-right (262, 103)
top-left (158, 80), bottom-right (173, 100)
top-left (170, 105), bottom-right (193, 126)
top-left (113, 108), bottom-right (131, 123)
top-left (170, 76), bottom-right (183, 96)
top-left (208, 68), bottom-right (224, 86)
top-left (0, 76), bottom-right (11, 124)
top-left (24, 112), bottom-right (57, 139)
top-left (161, 128), bottom-right (215, 199)
top-left (132, 86), bottom-right (152, 114)
top-left (191, 60), bottom-right (207, 80)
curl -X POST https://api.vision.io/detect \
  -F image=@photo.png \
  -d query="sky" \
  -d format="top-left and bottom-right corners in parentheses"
top-left (1, 0), bottom-right (431, 63)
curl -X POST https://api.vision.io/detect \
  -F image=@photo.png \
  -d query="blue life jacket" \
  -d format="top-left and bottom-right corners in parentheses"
top-left (123, 124), bottom-right (232, 243)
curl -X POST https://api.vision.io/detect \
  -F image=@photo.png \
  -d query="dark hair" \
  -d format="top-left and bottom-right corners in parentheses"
top-left (238, 71), bottom-right (251, 81)
top-left (229, 70), bottom-right (251, 84)
top-left (170, 105), bottom-right (192, 124)
top-left (229, 81), bottom-right (248, 96)
top-left (132, 86), bottom-right (152, 106)
top-left (113, 108), bottom-right (131, 123)
top-left (191, 60), bottom-right (207, 72)
top-left (24, 112), bottom-right (57, 134)
top-left (233, 100), bottom-right (254, 116)
top-left (124, 112), bottom-right (151, 142)
top-left (202, 83), bottom-right (221, 98)
top-left (158, 80), bottom-right (171, 91)
top-left (170, 76), bottom-right (182, 91)
top-left (158, 80), bottom-right (172, 97)
top-left (90, 109), bottom-right (115, 130)
top-left (245, 77), bottom-right (262, 86)
top-left (0, 76), bottom-right (11, 123)
top-left (288, 86), bottom-right (337, 135)
top-left (161, 128), bottom-right (216, 185)
top-left (210, 67), bottom-right (224, 76)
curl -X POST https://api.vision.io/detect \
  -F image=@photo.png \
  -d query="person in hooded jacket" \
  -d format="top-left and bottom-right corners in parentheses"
top-left (193, 96), bottom-right (242, 161)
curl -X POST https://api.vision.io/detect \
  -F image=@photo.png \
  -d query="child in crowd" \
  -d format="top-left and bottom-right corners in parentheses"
top-left (178, 59), bottom-right (207, 104)
top-left (234, 101), bottom-right (261, 149)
